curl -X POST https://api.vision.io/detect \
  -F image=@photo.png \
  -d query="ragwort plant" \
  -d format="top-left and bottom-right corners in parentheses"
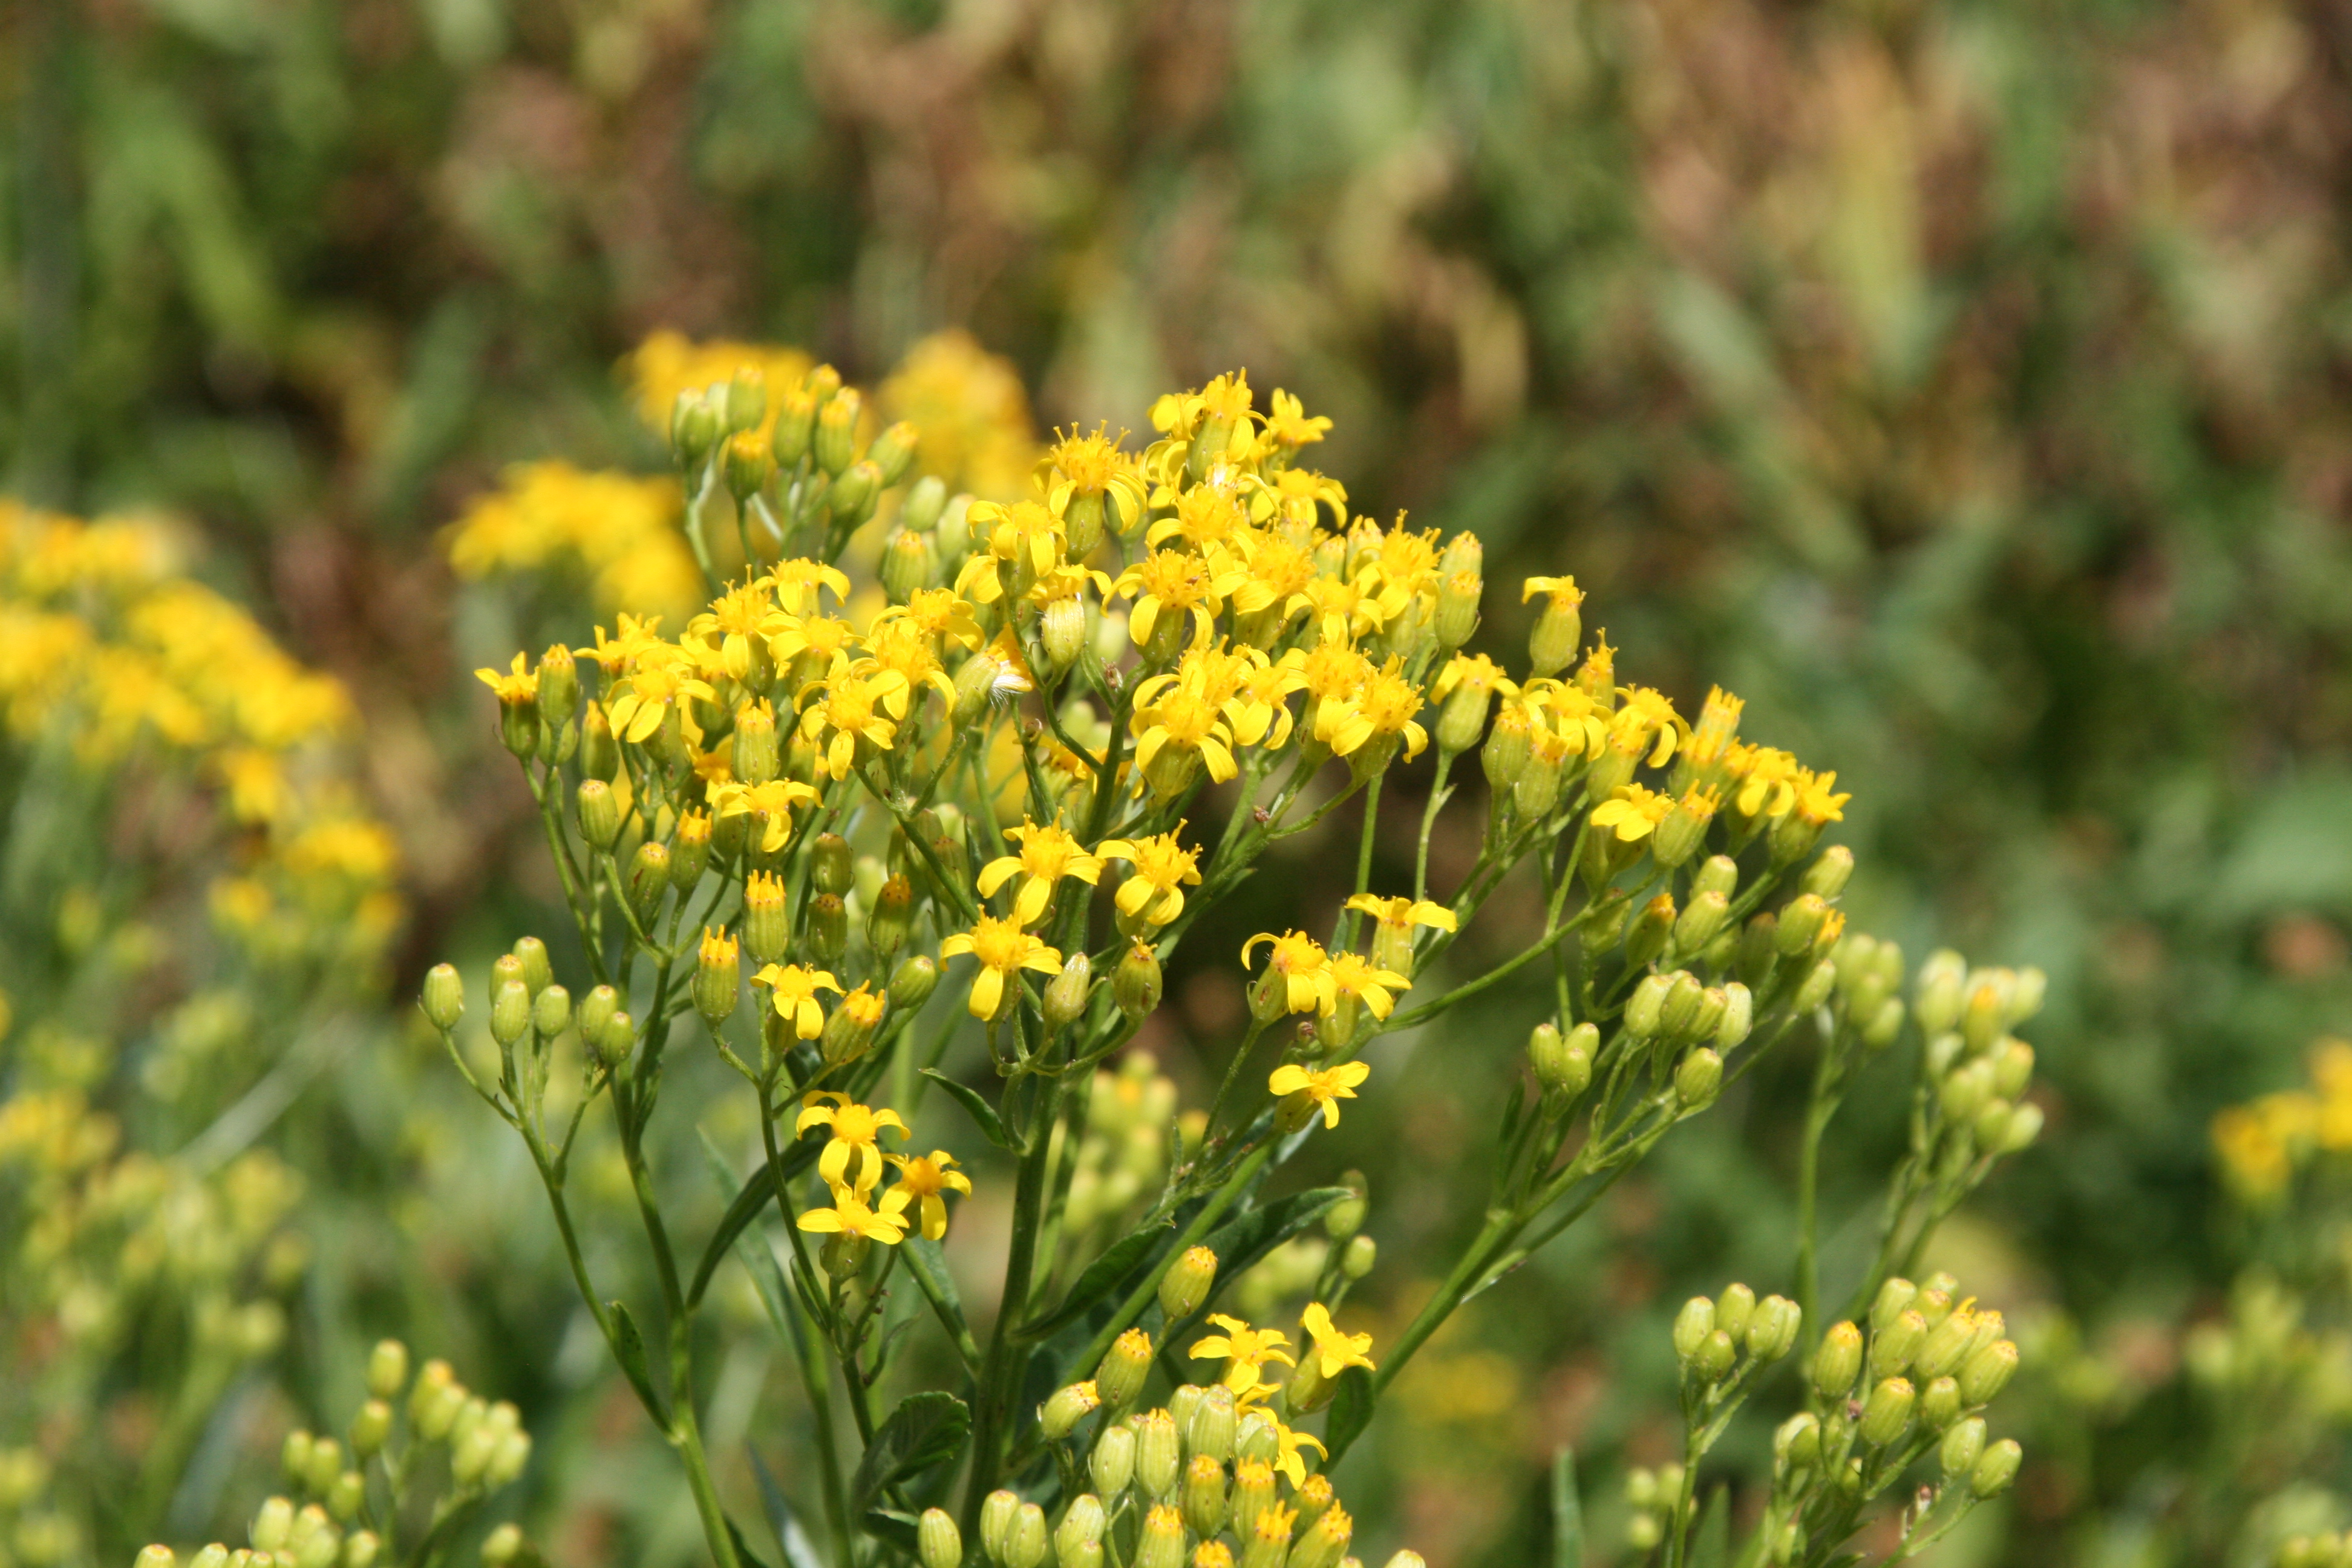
top-left (414, 354), bottom-right (2050, 1567)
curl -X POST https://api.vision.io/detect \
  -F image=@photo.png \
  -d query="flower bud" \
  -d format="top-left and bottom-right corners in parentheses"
top-left (1005, 1502), bottom-right (1048, 1568)
top-left (1748, 1295), bottom-right (1802, 1360)
top-left (531, 984), bottom-right (571, 1040)
top-left (1959, 1340), bottom-right (2020, 1405)
top-left (1737, 913), bottom-right (1780, 990)
top-left (980, 1490), bottom-right (1021, 1564)
top-left (1672, 1296), bottom-right (1719, 1365)
top-left (692, 929), bottom-right (741, 1027)
top-left (1860, 1377), bottom-right (1916, 1447)
top-left (1169, 1382), bottom-right (1205, 1434)
top-left (724, 430), bottom-right (773, 501)
top-left (577, 779), bottom-right (622, 852)
top-left (1861, 996), bottom-right (1906, 1049)
top-left (1916, 1308), bottom-right (1979, 1380)
top-left (1869, 1278), bottom-right (1918, 1333)
top-left (1714, 983), bottom-right (1754, 1051)
top-left (595, 1010), bottom-right (635, 1070)
top-left (348, 1400), bottom-right (392, 1460)
top-left (1625, 973), bottom-right (1672, 1037)
top-left (806, 832), bottom-right (852, 897)
top-left (1341, 1232), bottom-right (1378, 1281)
top-left (506, 935), bottom-right (552, 997)
top-left (1183, 1452), bottom-right (1229, 1537)
top-left (1659, 972), bottom-right (1707, 1038)
top-left (1624, 894), bottom-right (1676, 972)
top-left (1480, 704), bottom-right (1532, 793)
top-left (283, 1430), bottom-right (315, 1486)
top-left (491, 978), bottom-right (532, 1047)
top-left (887, 954), bottom-right (939, 1012)
top-left (1698, 1284), bottom-right (1749, 1347)
top-left (670, 810), bottom-right (713, 890)
top-left (252, 1497), bottom-right (296, 1551)
top-left (137, 1549), bottom-right (175, 1568)
top-left (1435, 570), bottom-right (1481, 652)
top-left (1993, 1039), bottom-right (2035, 1100)
top-left (327, 1469), bottom-right (365, 1521)
top-left (1773, 1412), bottom-right (1821, 1477)
top-left (1135, 1410), bottom-right (1181, 1498)
top-left (1999, 1102), bottom-right (2043, 1154)
top-left (1936, 1416), bottom-right (1987, 1478)
top-left (421, 965), bottom-right (464, 1031)
top-left (1091, 1423), bottom-right (1137, 1497)
top-left (188, 1548), bottom-right (228, 1568)
top-left (742, 872), bottom-right (789, 963)
top-left (1793, 958), bottom-right (1837, 1015)
top-left (1189, 1384), bottom-right (1237, 1463)
top-left (1802, 845), bottom-right (1853, 900)
top-left (625, 842), bottom-right (671, 923)
top-left (1675, 1049), bottom-right (1722, 1109)
top-left (1694, 1328), bottom-right (1737, 1382)
top-left (1970, 1439), bottom-right (2022, 1499)
top-left (1117, 940), bottom-right (1165, 1021)
top-left (805, 892), bottom-right (848, 964)
top-left (1776, 895), bottom-right (1829, 956)
top-left (881, 528), bottom-right (938, 605)
top-left (1382, 1556), bottom-right (1428, 1568)
top-left (1529, 585), bottom-right (1583, 676)
top-left (1043, 1381), bottom-right (1102, 1441)
top-left (1921, 1375), bottom-right (1963, 1429)
top-left (1232, 1457), bottom-right (1279, 1541)
top-left (868, 420), bottom-right (920, 488)
top-left (1056, 1495), bottom-right (1107, 1563)
top-left (580, 702), bottom-right (620, 780)
top-left (1042, 595), bottom-right (1088, 673)
top-left (1044, 952), bottom-right (1093, 1031)
top-left (1670, 892), bottom-right (1730, 959)
top-left (1814, 1321), bottom-right (1864, 1399)
top-left (1871, 1311), bottom-right (1928, 1377)
top-left (815, 389), bottom-right (861, 476)
top-left (1137, 1504), bottom-right (1186, 1568)
top-left (1914, 949), bottom-right (1967, 1034)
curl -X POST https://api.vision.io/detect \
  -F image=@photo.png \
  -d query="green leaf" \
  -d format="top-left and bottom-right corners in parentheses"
top-left (1550, 1446), bottom-right (1584, 1568)
top-left (920, 1068), bottom-right (1015, 1151)
top-left (861, 1510), bottom-right (923, 1555)
top-left (1691, 1486), bottom-right (1730, 1568)
top-left (1321, 1366), bottom-right (1376, 1463)
top-left (903, 1237), bottom-right (982, 1374)
top-left (1195, 1186), bottom-right (1351, 1292)
top-left (725, 1518), bottom-right (776, 1568)
top-left (849, 1391), bottom-right (970, 1516)
top-left (689, 1142), bottom-right (821, 1308)
top-left (748, 1446), bottom-right (828, 1568)
top-left (607, 1299), bottom-right (667, 1426)
top-left (1019, 1221), bottom-right (1172, 1342)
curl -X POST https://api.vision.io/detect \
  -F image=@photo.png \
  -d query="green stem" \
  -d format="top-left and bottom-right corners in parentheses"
top-left (1795, 1047), bottom-right (1841, 1342)
top-left (962, 1071), bottom-right (1069, 1534)
top-left (1413, 752), bottom-right (1454, 903)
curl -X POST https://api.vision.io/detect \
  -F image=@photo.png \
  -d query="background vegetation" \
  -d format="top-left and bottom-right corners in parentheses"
top-left (5, 0), bottom-right (2351, 1562)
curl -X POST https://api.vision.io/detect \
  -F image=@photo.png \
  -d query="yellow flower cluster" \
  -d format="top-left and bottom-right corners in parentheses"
top-left (443, 461), bottom-right (703, 622)
top-left (2212, 1039), bottom-right (2352, 1201)
top-left (794, 1089), bottom-right (973, 1245)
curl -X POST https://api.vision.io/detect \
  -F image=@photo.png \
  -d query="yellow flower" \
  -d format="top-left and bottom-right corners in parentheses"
top-left (939, 915), bottom-right (1065, 1019)
top-left (754, 963), bottom-right (844, 1039)
top-left (955, 500), bottom-right (1063, 604)
top-left (1299, 1301), bottom-right (1377, 1377)
top-left (797, 670), bottom-right (910, 780)
top-left (1189, 1313), bottom-right (1296, 1399)
top-left (624, 332), bottom-right (811, 440)
top-left (1241, 930), bottom-right (1335, 1016)
top-left (1324, 953), bottom-right (1412, 1021)
top-left (1147, 485), bottom-right (1247, 553)
top-left (1116, 549), bottom-right (1240, 652)
top-left (576, 612), bottom-right (669, 679)
top-left (1224, 529), bottom-right (1319, 619)
top-left (886, 1149), bottom-right (973, 1241)
top-left (976, 820), bottom-right (1105, 927)
top-left (768, 557), bottom-right (855, 616)
top-left (797, 1180), bottom-right (912, 1244)
top-left (708, 778), bottom-right (821, 854)
top-left (1295, 573), bottom-right (1388, 647)
top-left (689, 578), bottom-right (787, 681)
top-left (1036, 424), bottom-right (1148, 519)
top-left (766, 613), bottom-right (861, 681)
top-left (474, 652), bottom-right (538, 705)
top-left (1131, 685), bottom-right (1240, 794)
top-left (1522, 575), bottom-right (1584, 612)
top-left (1590, 783), bottom-right (1674, 842)
top-left (854, 618), bottom-right (959, 711)
top-left (1097, 826), bottom-right (1203, 929)
top-left (1263, 389), bottom-right (1332, 450)
top-left (1724, 744), bottom-right (1802, 820)
top-left (885, 587), bottom-right (985, 652)
top-left (1267, 1060), bottom-right (1371, 1129)
top-left (1345, 894), bottom-right (1458, 938)
top-left (1316, 655), bottom-right (1427, 763)
top-left (606, 652), bottom-right (716, 745)
top-left (878, 329), bottom-right (1037, 501)
top-left (1268, 1421), bottom-right (1328, 1488)
top-left (1283, 637), bottom-right (1371, 739)
top-left (1791, 768), bottom-right (1852, 826)
top-left (795, 1092), bottom-right (909, 1189)
top-left (444, 462), bottom-right (698, 621)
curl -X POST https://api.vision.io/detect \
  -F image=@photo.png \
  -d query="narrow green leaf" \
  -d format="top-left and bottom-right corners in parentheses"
top-left (748, 1446), bottom-right (828, 1568)
top-left (848, 1391), bottom-right (970, 1516)
top-left (1321, 1366), bottom-right (1376, 1463)
top-left (607, 1299), bottom-right (667, 1426)
top-left (861, 1509), bottom-right (923, 1555)
top-left (903, 1237), bottom-right (982, 1374)
top-left (1019, 1221), bottom-right (1172, 1342)
top-left (1691, 1485), bottom-right (1730, 1568)
top-left (689, 1141), bottom-right (820, 1308)
top-left (920, 1068), bottom-right (1015, 1151)
top-left (725, 1518), bottom-right (776, 1568)
top-left (1196, 1186), bottom-right (1351, 1290)
top-left (1550, 1447), bottom-right (1584, 1568)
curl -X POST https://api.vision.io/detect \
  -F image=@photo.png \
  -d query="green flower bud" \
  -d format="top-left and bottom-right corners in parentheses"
top-left (1695, 1328), bottom-right (1737, 1382)
top-left (1045, 952), bottom-right (1093, 1031)
top-left (596, 1010), bottom-right (635, 1071)
top-left (251, 1497), bottom-right (296, 1552)
top-left (1660, 972), bottom-right (1708, 1038)
top-left (1861, 996), bottom-right (1906, 1049)
top-left (579, 702), bottom-right (620, 781)
top-left (1325, 1172), bottom-right (1368, 1241)
top-left (1773, 1412), bottom-right (1821, 1477)
top-left (409, 1361), bottom-right (460, 1440)
top-left (1675, 1048), bottom-right (1723, 1109)
top-left (1794, 958), bottom-right (1838, 1014)
top-left (818, 1230), bottom-right (869, 1281)
top-left (868, 420), bottom-right (920, 488)
top-left (570, 984), bottom-right (614, 1047)
top-left (694, 933), bottom-right (740, 1027)
top-left (1969, 1439), bottom-right (2022, 1499)
top-left (348, 1400), bottom-right (391, 1461)
top-left (1974, 1098), bottom-right (2017, 1152)
top-left (488, 952), bottom-right (526, 1005)
top-left (1342, 1233), bottom-right (1378, 1280)
top-left (1434, 569), bottom-right (1482, 653)
top-left (889, 955), bottom-right (939, 1011)
top-left (1777, 895), bottom-right (1829, 956)
top-left (1529, 587), bottom-right (1583, 677)
top-left (1168, 1382), bottom-right (1204, 1439)
top-left (2000, 1102), bottom-right (2044, 1154)
top-left (1512, 739), bottom-right (1563, 819)
top-left (1869, 1278), bottom-right (1918, 1333)
top-left (1813, 1322), bottom-right (1864, 1399)
top-left (1183, 1452), bottom-right (1229, 1538)
top-left (1748, 1295), bottom-right (1802, 1360)
top-left (504, 937), bottom-right (550, 998)
top-left (1230, 1456), bottom-right (1280, 1545)
top-left (1715, 982), bottom-right (1754, 1050)
top-left (577, 779), bottom-right (622, 851)
top-left (1381, 1555), bottom-right (1428, 1568)
top-left (815, 389), bottom-right (862, 476)
top-left (626, 841), bottom-right (671, 923)
top-left (1802, 845), bottom-right (1854, 900)
top-left (1940, 1059), bottom-right (1996, 1125)
top-left (897, 477), bottom-right (949, 537)
top-left (480, 1525), bottom-right (526, 1568)
top-left (1135, 1410), bottom-right (1181, 1499)
top-left (771, 387), bottom-right (817, 467)
top-left (531, 985), bottom-right (571, 1040)
top-left (1962, 979), bottom-right (2007, 1056)
top-left (865, 874), bottom-right (915, 962)
top-left (1860, 1377), bottom-right (1916, 1447)
top-left (327, 1471), bottom-right (364, 1522)
top-left (1870, 1310), bottom-right (1929, 1377)
top-left (1673, 890), bottom-right (1730, 957)
top-left (1287, 1497), bottom-right (1353, 1568)
top-left (1435, 667), bottom-right (1498, 755)
top-left (136, 1548), bottom-right (176, 1568)
top-left (1993, 1039), bottom-right (2035, 1100)
top-left (189, 1547), bottom-right (229, 1568)
top-left (1236, 1410), bottom-right (1278, 1468)
top-left (490, 978), bottom-right (532, 1047)
top-left (281, 1430), bottom-right (315, 1486)
top-left (420, 964), bottom-right (464, 1031)
top-left (806, 832), bottom-right (852, 896)
top-left (1116, 940), bottom-right (1165, 1021)
top-left (979, 1490), bottom-right (1020, 1564)
top-left (1159, 1245), bottom-right (1220, 1321)
top-left (1056, 1495), bottom-right (1107, 1564)
top-left (1913, 949), bottom-right (1967, 1034)
top-left (1627, 1514), bottom-right (1664, 1552)
top-left (1626, 972), bottom-right (1672, 1037)
top-left (881, 528), bottom-right (937, 604)
top-left (1959, 1340), bottom-right (2020, 1405)
top-left (1189, 1384), bottom-right (1238, 1463)
top-left (1940, 1416), bottom-right (1986, 1477)
top-left (1042, 1381), bottom-right (1102, 1441)
top-left (1005, 1502), bottom-right (1048, 1568)
top-left (1921, 1375), bottom-right (1963, 1430)
top-left (1737, 913), bottom-right (1780, 990)
top-left (1916, 1308), bottom-right (1979, 1380)
top-left (1715, 1283), bottom-right (1757, 1344)
top-left (724, 430), bottom-right (773, 501)
top-left (1672, 1297), bottom-right (1717, 1362)
top-left (1625, 893), bottom-right (1676, 970)
top-left (671, 812), bottom-right (713, 889)
top-left (1136, 1503), bottom-right (1186, 1568)
top-left (1091, 1422), bottom-right (1137, 1497)
top-left (805, 892), bottom-right (848, 964)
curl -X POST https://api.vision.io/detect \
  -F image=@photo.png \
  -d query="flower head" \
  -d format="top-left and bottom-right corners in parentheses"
top-left (795, 1092), bottom-right (909, 1189)
top-left (1267, 1060), bottom-right (1371, 1129)
top-left (976, 819), bottom-right (1105, 927)
top-left (1590, 783), bottom-right (1674, 842)
top-left (886, 1150), bottom-right (973, 1240)
top-left (754, 962), bottom-right (844, 1039)
top-left (1299, 1302), bottom-right (1377, 1378)
top-left (474, 652), bottom-right (538, 705)
top-left (797, 1180), bottom-right (910, 1244)
top-left (1189, 1314), bottom-right (1296, 1399)
top-left (1324, 953), bottom-right (1412, 1021)
top-left (1241, 930), bottom-right (1334, 1017)
top-left (797, 670), bottom-right (909, 780)
top-left (1097, 826), bottom-right (1203, 929)
top-left (939, 914), bottom-right (1065, 1018)
top-left (1345, 894), bottom-right (1457, 939)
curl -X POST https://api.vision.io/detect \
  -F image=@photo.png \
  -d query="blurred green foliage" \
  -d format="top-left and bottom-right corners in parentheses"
top-left (7, 0), bottom-right (2352, 1562)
